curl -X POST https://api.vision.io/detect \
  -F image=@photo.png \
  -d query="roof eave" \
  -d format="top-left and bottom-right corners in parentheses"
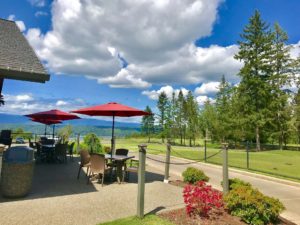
top-left (0, 68), bottom-right (50, 83)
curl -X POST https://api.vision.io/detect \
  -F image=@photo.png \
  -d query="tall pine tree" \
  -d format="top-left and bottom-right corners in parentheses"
top-left (235, 10), bottom-right (274, 151)
top-left (157, 91), bottom-right (168, 143)
top-left (141, 106), bottom-right (155, 143)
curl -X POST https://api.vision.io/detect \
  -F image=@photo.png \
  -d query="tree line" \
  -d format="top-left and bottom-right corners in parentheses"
top-left (141, 10), bottom-right (300, 150)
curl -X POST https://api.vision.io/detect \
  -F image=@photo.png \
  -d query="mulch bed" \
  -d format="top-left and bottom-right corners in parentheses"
top-left (160, 180), bottom-right (295, 225)
top-left (159, 207), bottom-right (245, 225)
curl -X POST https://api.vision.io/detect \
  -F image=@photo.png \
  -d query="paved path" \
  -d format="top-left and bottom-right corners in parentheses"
top-left (0, 160), bottom-right (183, 225)
top-left (141, 153), bottom-right (300, 225)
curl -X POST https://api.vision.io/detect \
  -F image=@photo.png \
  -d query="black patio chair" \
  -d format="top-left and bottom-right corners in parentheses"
top-left (68, 142), bottom-right (75, 161)
top-left (0, 130), bottom-right (12, 147)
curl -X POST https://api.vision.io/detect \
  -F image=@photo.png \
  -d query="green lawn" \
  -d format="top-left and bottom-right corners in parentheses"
top-left (99, 215), bottom-right (173, 225)
top-left (103, 137), bottom-right (300, 181)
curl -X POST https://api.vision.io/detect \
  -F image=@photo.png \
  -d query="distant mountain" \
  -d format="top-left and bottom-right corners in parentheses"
top-left (0, 113), bottom-right (141, 128)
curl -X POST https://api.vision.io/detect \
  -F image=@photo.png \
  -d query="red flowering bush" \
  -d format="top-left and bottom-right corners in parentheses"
top-left (183, 181), bottom-right (223, 217)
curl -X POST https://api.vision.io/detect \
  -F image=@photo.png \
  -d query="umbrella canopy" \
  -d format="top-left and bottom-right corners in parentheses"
top-left (26, 109), bottom-right (80, 121)
top-left (71, 102), bottom-right (150, 155)
top-left (31, 118), bottom-right (62, 125)
top-left (71, 102), bottom-right (150, 117)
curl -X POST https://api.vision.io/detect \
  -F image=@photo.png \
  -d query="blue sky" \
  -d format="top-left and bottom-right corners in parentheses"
top-left (0, 0), bottom-right (299, 122)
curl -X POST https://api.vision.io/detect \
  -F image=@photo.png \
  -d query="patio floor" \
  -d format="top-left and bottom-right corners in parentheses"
top-left (0, 156), bottom-right (183, 225)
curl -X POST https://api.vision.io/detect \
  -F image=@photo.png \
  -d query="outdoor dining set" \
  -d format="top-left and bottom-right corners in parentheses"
top-left (77, 148), bottom-right (139, 186)
top-left (30, 137), bottom-right (74, 164)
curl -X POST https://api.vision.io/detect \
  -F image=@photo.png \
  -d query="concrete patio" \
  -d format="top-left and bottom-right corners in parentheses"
top-left (0, 156), bottom-right (183, 225)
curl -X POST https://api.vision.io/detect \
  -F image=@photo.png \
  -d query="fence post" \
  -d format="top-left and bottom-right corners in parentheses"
top-left (164, 140), bottom-right (171, 183)
top-left (222, 143), bottom-right (229, 194)
top-left (246, 141), bottom-right (249, 170)
top-left (137, 144), bottom-right (147, 218)
top-left (204, 139), bottom-right (207, 162)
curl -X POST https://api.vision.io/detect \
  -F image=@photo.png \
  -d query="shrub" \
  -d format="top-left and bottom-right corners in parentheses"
top-left (183, 181), bottom-right (223, 217)
top-left (182, 167), bottom-right (209, 184)
top-left (224, 185), bottom-right (285, 225)
top-left (221, 178), bottom-right (252, 190)
top-left (83, 133), bottom-right (103, 153)
top-left (104, 146), bottom-right (111, 154)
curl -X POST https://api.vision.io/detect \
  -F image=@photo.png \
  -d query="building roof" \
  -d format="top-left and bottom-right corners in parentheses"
top-left (0, 18), bottom-right (50, 83)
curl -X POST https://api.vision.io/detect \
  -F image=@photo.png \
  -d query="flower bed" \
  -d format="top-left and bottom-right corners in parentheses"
top-left (165, 180), bottom-right (294, 225)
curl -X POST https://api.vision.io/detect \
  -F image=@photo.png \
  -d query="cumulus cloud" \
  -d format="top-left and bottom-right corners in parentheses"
top-left (142, 85), bottom-right (189, 100)
top-left (195, 81), bottom-right (220, 95)
top-left (0, 94), bottom-right (84, 115)
top-left (97, 67), bottom-right (151, 89)
top-left (0, 94), bottom-right (143, 123)
top-left (7, 14), bottom-right (26, 32)
top-left (24, 0), bottom-right (243, 88)
top-left (196, 95), bottom-right (215, 106)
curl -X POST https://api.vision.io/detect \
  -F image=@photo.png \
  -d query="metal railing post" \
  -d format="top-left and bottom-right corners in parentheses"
top-left (222, 143), bottom-right (229, 194)
top-left (164, 140), bottom-right (171, 183)
top-left (137, 144), bottom-right (147, 218)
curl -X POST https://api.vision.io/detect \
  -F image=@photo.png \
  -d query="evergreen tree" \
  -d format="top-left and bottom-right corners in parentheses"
top-left (176, 90), bottom-right (186, 144)
top-left (185, 91), bottom-right (199, 146)
top-left (157, 91), bottom-right (168, 143)
top-left (199, 100), bottom-right (218, 142)
top-left (294, 89), bottom-right (300, 144)
top-left (269, 23), bottom-right (293, 149)
top-left (235, 10), bottom-right (274, 151)
top-left (141, 106), bottom-right (155, 143)
top-left (215, 75), bottom-right (232, 141)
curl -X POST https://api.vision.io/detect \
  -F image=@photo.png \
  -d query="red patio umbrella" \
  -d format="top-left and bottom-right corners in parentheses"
top-left (26, 109), bottom-right (80, 138)
top-left (71, 102), bottom-right (150, 155)
top-left (31, 118), bottom-right (62, 138)
top-left (25, 109), bottom-right (80, 121)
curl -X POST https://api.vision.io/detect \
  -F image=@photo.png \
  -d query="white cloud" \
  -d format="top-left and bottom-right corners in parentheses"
top-left (142, 85), bottom-right (189, 100)
top-left (97, 68), bottom-right (151, 89)
top-left (28, 0), bottom-right (46, 7)
top-left (35, 11), bottom-right (48, 17)
top-left (5, 94), bottom-right (33, 102)
top-left (0, 94), bottom-right (85, 115)
top-left (56, 100), bottom-right (68, 106)
top-left (195, 81), bottom-right (220, 95)
top-left (196, 95), bottom-right (215, 106)
top-left (16, 21), bottom-right (26, 32)
top-left (25, 0), bottom-right (236, 88)
top-left (7, 15), bottom-right (16, 21)
top-left (7, 14), bottom-right (26, 32)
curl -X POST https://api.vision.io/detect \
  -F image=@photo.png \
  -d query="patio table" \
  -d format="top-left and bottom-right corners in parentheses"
top-left (105, 154), bottom-right (134, 184)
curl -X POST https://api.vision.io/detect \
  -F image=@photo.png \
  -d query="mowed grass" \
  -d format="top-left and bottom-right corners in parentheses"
top-left (99, 215), bottom-right (173, 225)
top-left (102, 137), bottom-right (300, 181)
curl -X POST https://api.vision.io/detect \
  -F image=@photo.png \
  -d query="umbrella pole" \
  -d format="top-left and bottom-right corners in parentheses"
top-left (111, 114), bottom-right (115, 157)
top-left (44, 125), bottom-right (47, 136)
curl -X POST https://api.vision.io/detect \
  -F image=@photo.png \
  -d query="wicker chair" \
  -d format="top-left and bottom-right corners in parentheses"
top-left (55, 143), bottom-right (68, 163)
top-left (87, 153), bottom-right (112, 186)
top-left (115, 148), bottom-right (129, 156)
top-left (106, 148), bottom-right (129, 169)
top-left (77, 150), bottom-right (91, 179)
top-left (123, 159), bottom-right (139, 182)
